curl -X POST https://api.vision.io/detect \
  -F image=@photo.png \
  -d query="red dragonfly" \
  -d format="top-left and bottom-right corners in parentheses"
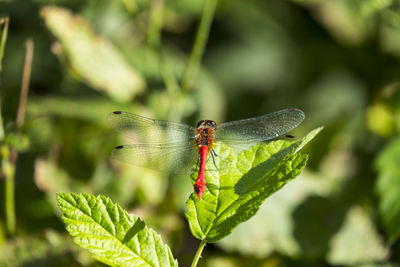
top-left (108, 108), bottom-right (305, 199)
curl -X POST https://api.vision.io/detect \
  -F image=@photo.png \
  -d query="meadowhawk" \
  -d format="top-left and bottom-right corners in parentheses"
top-left (107, 108), bottom-right (305, 199)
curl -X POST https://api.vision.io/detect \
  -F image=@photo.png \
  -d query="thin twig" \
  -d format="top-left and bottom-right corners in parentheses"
top-left (9, 39), bottom-right (33, 164)
top-left (5, 38), bottom-right (34, 236)
top-left (16, 39), bottom-right (34, 129)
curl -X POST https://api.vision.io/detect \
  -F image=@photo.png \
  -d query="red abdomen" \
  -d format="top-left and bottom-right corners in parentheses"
top-left (195, 145), bottom-right (208, 199)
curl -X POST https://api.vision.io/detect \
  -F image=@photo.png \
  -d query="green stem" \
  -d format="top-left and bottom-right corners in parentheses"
top-left (0, 17), bottom-right (9, 72)
top-left (191, 240), bottom-right (206, 267)
top-left (3, 39), bottom-right (34, 237)
top-left (181, 0), bottom-right (218, 92)
top-left (4, 159), bottom-right (16, 236)
top-left (0, 102), bottom-right (4, 141)
top-left (0, 16), bottom-right (12, 236)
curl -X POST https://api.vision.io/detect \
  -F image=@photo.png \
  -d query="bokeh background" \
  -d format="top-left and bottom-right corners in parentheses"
top-left (1, 0), bottom-right (400, 266)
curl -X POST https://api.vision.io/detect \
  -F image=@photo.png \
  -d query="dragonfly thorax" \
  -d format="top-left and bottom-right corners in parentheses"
top-left (195, 120), bottom-right (217, 147)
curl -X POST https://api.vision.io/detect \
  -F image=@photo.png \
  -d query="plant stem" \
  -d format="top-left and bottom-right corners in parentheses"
top-left (0, 17), bottom-right (9, 72)
top-left (0, 101), bottom-right (4, 141)
top-left (16, 39), bottom-right (34, 128)
top-left (4, 39), bottom-right (34, 236)
top-left (191, 240), bottom-right (206, 267)
top-left (181, 0), bottom-right (217, 92)
top-left (4, 160), bottom-right (15, 236)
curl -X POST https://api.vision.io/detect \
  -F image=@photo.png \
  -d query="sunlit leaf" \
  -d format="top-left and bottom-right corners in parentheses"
top-left (185, 128), bottom-right (322, 242)
top-left (57, 193), bottom-right (178, 266)
top-left (41, 7), bottom-right (145, 103)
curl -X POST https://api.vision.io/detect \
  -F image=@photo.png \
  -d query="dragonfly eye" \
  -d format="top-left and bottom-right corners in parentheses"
top-left (209, 120), bottom-right (217, 129)
top-left (196, 120), bottom-right (206, 128)
top-left (197, 120), bottom-right (217, 129)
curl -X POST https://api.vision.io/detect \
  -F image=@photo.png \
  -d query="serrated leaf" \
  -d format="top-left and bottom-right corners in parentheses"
top-left (41, 7), bottom-right (145, 103)
top-left (375, 137), bottom-right (400, 244)
top-left (57, 193), bottom-right (177, 267)
top-left (217, 169), bottom-right (334, 258)
top-left (185, 128), bottom-right (322, 242)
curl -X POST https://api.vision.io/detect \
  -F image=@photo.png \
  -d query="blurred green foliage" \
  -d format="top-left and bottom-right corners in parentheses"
top-left (0, 0), bottom-right (400, 266)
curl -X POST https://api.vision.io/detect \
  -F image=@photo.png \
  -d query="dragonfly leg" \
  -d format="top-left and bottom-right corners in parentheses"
top-left (212, 149), bottom-right (218, 157)
top-left (211, 149), bottom-right (219, 171)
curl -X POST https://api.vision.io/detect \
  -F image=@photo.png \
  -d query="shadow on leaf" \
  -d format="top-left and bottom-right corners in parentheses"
top-left (234, 144), bottom-right (296, 196)
top-left (122, 219), bottom-right (146, 244)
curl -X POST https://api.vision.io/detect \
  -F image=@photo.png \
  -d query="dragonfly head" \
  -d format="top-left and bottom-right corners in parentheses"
top-left (197, 120), bottom-right (217, 130)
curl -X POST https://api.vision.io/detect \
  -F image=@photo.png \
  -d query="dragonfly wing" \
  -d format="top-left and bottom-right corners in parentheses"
top-left (111, 142), bottom-right (198, 173)
top-left (215, 108), bottom-right (305, 145)
top-left (107, 111), bottom-right (196, 144)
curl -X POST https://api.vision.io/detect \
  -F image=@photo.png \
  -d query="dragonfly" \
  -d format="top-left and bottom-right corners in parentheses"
top-left (107, 108), bottom-right (305, 199)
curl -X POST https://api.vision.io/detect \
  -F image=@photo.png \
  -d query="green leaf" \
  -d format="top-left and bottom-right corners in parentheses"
top-left (57, 193), bottom-right (177, 267)
top-left (41, 7), bottom-right (145, 103)
top-left (375, 137), bottom-right (400, 244)
top-left (216, 169), bottom-right (334, 258)
top-left (185, 128), bottom-right (322, 242)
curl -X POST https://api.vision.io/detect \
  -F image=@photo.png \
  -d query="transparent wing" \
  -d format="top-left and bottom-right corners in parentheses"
top-left (111, 142), bottom-right (198, 173)
top-left (215, 108), bottom-right (305, 146)
top-left (107, 111), bottom-right (196, 144)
